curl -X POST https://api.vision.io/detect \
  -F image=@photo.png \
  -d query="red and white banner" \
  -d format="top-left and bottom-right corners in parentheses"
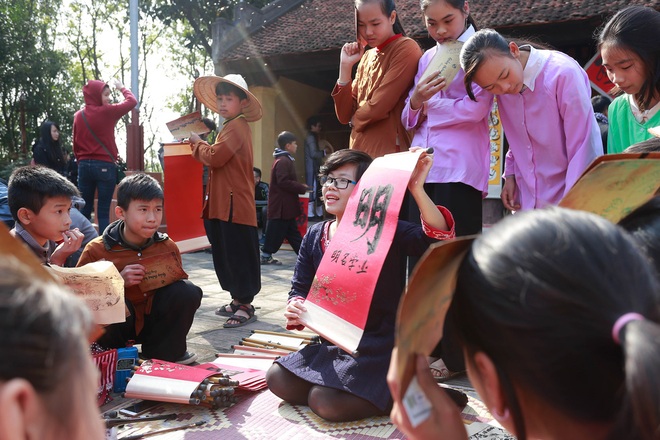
top-left (584, 52), bottom-right (614, 98)
top-left (299, 150), bottom-right (423, 355)
top-left (163, 142), bottom-right (209, 253)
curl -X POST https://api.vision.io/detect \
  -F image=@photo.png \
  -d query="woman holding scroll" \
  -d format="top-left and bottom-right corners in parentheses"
top-left (266, 149), bottom-right (457, 422)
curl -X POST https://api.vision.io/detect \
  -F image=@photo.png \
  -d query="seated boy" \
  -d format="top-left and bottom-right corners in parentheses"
top-left (7, 166), bottom-right (84, 265)
top-left (78, 173), bottom-right (203, 364)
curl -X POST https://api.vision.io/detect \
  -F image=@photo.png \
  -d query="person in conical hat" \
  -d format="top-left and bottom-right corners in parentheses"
top-left (189, 74), bottom-right (263, 328)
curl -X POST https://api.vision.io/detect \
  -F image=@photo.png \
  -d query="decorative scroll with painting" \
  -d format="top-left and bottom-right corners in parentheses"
top-left (298, 150), bottom-right (425, 355)
top-left (559, 152), bottom-right (660, 223)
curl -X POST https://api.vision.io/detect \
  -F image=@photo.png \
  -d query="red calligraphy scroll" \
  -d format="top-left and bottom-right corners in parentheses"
top-left (162, 142), bottom-right (210, 253)
top-left (299, 150), bottom-right (424, 355)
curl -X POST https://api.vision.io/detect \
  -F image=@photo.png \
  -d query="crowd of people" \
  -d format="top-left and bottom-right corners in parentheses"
top-left (1, 1), bottom-right (659, 438)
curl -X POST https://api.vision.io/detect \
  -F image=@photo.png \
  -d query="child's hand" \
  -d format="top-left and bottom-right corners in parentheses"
top-left (410, 73), bottom-right (446, 111)
top-left (284, 298), bottom-right (307, 330)
top-left (112, 79), bottom-right (124, 90)
top-left (408, 148), bottom-right (433, 194)
top-left (388, 351), bottom-right (468, 440)
top-left (121, 264), bottom-right (146, 287)
top-left (189, 132), bottom-right (202, 148)
top-left (501, 176), bottom-right (520, 211)
top-left (50, 228), bottom-right (84, 265)
top-left (340, 42), bottom-right (364, 69)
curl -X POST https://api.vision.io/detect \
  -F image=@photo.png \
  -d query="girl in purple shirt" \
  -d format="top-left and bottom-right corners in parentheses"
top-left (403, 0), bottom-right (493, 236)
top-left (461, 29), bottom-right (602, 211)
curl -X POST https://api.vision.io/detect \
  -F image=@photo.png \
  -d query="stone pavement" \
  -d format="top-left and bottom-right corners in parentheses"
top-left (183, 245), bottom-right (299, 362)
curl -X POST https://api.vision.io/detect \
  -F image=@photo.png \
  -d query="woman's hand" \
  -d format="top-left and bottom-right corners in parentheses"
top-left (338, 42), bottom-right (364, 84)
top-left (408, 147), bottom-right (433, 194)
top-left (501, 176), bottom-right (520, 211)
top-left (388, 351), bottom-right (468, 440)
top-left (284, 298), bottom-right (307, 330)
top-left (340, 42), bottom-right (364, 68)
top-left (120, 264), bottom-right (146, 287)
top-left (410, 73), bottom-right (446, 111)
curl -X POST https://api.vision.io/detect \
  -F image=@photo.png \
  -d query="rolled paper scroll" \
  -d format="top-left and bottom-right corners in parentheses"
top-left (420, 39), bottom-right (464, 90)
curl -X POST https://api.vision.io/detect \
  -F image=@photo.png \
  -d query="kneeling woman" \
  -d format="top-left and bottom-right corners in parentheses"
top-left (266, 149), bottom-right (455, 422)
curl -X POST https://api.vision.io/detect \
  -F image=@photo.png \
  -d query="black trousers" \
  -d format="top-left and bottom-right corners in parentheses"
top-left (207, 219), bottom-right (261, 304)
top-left (409, 182), bottom-right (481, 372)
top-left (96, 280), bottom-right (202, 361)
top-left (262, 218), bottom-right (303, 255)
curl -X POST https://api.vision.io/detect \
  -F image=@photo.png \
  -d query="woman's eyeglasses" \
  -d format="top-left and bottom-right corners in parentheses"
top-left (320, 176), bottom-right (357, 189)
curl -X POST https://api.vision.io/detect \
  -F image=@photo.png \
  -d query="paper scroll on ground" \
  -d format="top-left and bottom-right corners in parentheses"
top-left (299, 150), bottom-right (424, 355)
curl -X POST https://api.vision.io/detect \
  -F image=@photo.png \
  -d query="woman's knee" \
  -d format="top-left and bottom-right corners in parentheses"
top-left (308, 387), bottom-right (348, 422)
top-left (266, 364), bottom-right (310, 405)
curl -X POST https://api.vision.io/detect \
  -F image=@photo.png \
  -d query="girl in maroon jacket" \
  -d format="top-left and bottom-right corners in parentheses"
top-left (73, 79), bottom-right (137, 234)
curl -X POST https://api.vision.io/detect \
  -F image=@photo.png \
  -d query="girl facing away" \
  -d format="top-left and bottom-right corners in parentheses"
top-left (461, 29), bottom-right (602, 211)
top-left (332, 0), bottom-right (422, 158)
top-left (403, 0), bottom-right (493, 237)
top-left (388, 207), bottom-right (660, 440)
top-left (599, 6), bottom-right (660, 154)
top-left (266, 149), bottom-right (458, 422)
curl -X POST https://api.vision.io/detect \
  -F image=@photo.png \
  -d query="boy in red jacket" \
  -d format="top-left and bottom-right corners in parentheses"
top-left (261, 131), bottom-right (309, 264)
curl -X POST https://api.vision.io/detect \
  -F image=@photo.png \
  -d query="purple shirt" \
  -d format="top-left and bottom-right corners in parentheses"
top-left (501, 47), bottom-right (603, 209)
top-left (402, 27), bottom-right (494, 194)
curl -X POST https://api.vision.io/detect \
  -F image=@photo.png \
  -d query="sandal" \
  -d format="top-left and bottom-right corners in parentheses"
top-left (429, 358), bottom-right (463, 383)
top-left (215, 302), bottom-right (241, 317)
top-left (223, 304), bottom-right (257, 328)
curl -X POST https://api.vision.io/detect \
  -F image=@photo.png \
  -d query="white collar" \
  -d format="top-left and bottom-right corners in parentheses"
top-left (434, 24), bottom-right (475, 49)
top-left (521, 45), bottom-right (542, 92)
top-left (458, 25), bottom-right (476, 43)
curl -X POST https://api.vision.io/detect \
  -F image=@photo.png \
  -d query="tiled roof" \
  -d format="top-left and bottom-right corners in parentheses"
top-left (220, 0), bottom-right (658, 61)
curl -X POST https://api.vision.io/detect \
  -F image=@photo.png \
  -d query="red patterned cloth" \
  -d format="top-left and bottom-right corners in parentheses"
top-left (91, 344), bottom-right (117, 406)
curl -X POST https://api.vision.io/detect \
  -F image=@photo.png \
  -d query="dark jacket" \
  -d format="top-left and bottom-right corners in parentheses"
top-left (267, 148), bottom-right (307, 220)
top-left (32, 121), bottom-right (68, 175)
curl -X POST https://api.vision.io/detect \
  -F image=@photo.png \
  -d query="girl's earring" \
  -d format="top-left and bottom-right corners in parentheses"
top-left (492, 407), bottom-right (510, 422)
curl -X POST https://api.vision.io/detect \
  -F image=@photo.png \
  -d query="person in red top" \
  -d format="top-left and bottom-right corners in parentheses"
top-left (73, 79), bottom-right (137, 234)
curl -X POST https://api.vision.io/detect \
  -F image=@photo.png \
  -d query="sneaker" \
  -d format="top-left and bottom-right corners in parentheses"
top-left (175, 352), bottom-right (198, 365)
top-left (260, 255), bottom-right (281, 265)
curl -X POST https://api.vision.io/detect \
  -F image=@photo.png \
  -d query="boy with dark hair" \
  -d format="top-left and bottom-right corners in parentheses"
top-left (78, 173), bottom-right (202, 364)
top-left (7, 166), bottom-right (85, 265)
top-left (189, 74), bottom-right (263, 328)
top-left (261, 131), bottom-right (309, 264)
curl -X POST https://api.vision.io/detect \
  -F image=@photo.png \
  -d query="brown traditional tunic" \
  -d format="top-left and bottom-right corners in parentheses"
top-left (192, 116), bottom-right (257, 227)
top-left (332, 36), bottom-right (422, 158)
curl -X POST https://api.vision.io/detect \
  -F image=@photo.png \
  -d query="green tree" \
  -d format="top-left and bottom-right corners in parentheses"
top-left (140, 0), bottom-right (269, 59)
top-left (0, 0), bottom-right (79, 178)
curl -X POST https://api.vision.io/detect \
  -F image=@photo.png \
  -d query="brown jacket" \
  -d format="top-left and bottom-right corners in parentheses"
top-left (77, 220), bottom-right (188, 334)
top-left (192, 116), bottom-right (257, 226)
top-left (332, 36), bottom-right (422, 158)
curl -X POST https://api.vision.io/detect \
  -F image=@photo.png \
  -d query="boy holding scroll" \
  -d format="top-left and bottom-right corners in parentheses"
top-left (78, 173), bottom-right (202, 364)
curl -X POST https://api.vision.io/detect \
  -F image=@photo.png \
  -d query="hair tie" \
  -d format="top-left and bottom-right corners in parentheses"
top-left (612, 313), bottom-right (645, 344)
